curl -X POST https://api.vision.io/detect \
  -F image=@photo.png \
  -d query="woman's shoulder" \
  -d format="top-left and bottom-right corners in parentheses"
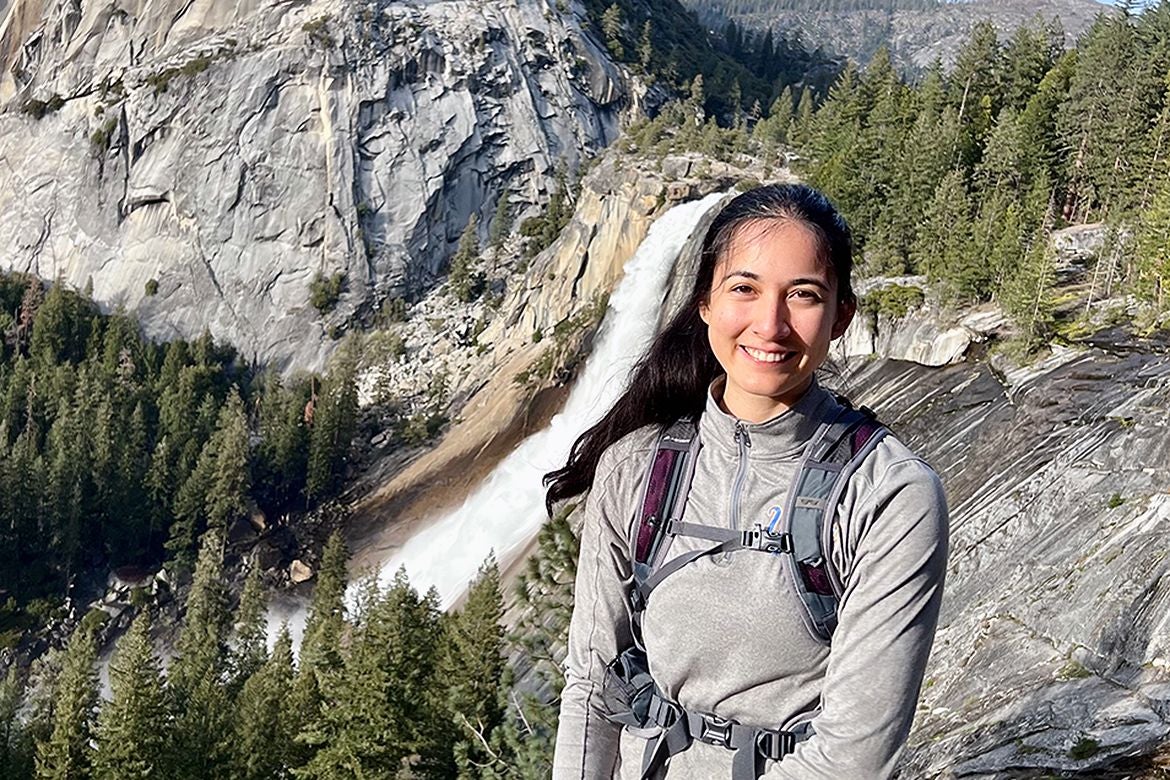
top-left (593, 425), bottom-right (661, 488)
top-left (854, 428), bottom-right (944, 495)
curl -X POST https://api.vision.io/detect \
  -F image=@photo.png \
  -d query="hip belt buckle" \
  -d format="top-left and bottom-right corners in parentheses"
top-left (696, 713), bottom-right (734, 748)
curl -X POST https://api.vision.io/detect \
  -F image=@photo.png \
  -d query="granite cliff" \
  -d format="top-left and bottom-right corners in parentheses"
top-left (0, 0), bottom-right (625, 369)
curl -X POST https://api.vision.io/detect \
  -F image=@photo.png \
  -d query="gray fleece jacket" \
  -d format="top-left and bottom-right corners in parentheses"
top-left (553, 380), bottom-right (949, 779)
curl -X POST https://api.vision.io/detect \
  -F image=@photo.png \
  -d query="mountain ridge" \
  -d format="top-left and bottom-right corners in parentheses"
top-left (684, 0), bottom-right (1112, 71)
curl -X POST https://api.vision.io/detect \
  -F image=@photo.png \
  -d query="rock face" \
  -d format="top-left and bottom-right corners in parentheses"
top-left (836, 277), bottom-right (1008, 368)
top-left (0, 0), bottom-right (625, 369)
top-left (840, 339), bottom-right (1170, 778)
top-left (687, 0), bottom-right (1106, 71)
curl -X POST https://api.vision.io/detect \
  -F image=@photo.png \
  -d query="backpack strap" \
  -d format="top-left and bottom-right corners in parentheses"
top-left (781, 404), bottom-right (888, 643)
top-left (629, 419), bottom-right (701, 622)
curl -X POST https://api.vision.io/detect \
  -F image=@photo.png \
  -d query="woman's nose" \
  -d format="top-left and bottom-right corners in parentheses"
top-left (751, 298), bottom-right (791, 341)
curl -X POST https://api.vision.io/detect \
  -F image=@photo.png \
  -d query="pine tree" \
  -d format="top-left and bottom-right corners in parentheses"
top-left (445, 558), bottom-right (506, 778)
top-left (254, 371), bottom-right (310, 514)
top-left (167, 388), bottom-right (250, 568)
top-left (1019, 52), bottom-right (1075, 196)
top-left (488, 191), bottom-right (514, 249)
top-left (289, 530), bottom-right (348, 767)
top-left (0, 668), bottom-right (32, 780)
top-left (601, 4), bottom-right (624, 61)
top-left (1135, 172), bottom-right (1170, 312)
top-left (998, 181), bottom-right (1058, 348)
top-left (948, 20), bottom-right (1001, 170)
top-left (911, 169), bottom-right (981, 301)
top-left (1001, 22), bottom-right (1058, 112)
top-left (44, 400), bottom-right (84, 589)
top-left (166, 530), bottom-right (233, 780)
top-left (34, 627), bottom-right (97, 780)
top-left (203, 388), bottom-right (249, 531)
top-left (234, 625), bottom-right (295, 780)
top-left (305, 340), bottom-right (358, 502)
top-left (638, 20), bottom-right (654, 74)
top-left (232, 564), bottom-right (269, 689)
top-left (1057, 12), bottom-right (1147, 220)
top-left (483, 506), bottom-right (579, 779)
top-left (449, 215), bottom-right (483, 303)
top-left (93, 612), bottom-right (167, 780)
top-left (300, 571), bottom-right (445, 780)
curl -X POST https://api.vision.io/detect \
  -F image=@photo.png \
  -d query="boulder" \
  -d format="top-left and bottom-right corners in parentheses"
top-left (289, 559), bottom-right (314, 584)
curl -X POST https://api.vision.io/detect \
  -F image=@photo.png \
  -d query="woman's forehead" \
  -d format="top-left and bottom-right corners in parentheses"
top-left (718, 219), bottom-right (830, 274)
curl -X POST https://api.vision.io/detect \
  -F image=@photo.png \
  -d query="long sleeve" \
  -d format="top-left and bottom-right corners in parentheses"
top-left (553, 446), bottom-right (644, 780)
top-left (765, 456), bottom-right (950, 779)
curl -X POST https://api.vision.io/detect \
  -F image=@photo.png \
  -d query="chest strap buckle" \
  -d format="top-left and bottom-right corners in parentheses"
top-left (741, 526), bottom-right (793, 554)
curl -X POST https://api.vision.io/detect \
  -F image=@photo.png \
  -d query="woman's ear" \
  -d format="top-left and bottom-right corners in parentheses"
top-left (698, 301), bottom-right (710, 325)
top-left (831, 299), bottom-right (856, 339)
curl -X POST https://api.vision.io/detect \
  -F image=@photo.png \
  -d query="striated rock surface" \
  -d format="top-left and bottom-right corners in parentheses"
top-left (840, 338), bottom-right (1170, 778)
top-left (0, 0), bottom-right (625, 369)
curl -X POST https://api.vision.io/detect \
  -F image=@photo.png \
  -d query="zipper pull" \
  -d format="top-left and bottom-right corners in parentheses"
top-left (734, 421), bottom-right (752, 448)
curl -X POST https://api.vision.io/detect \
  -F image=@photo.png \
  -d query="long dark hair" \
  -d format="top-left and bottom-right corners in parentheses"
top-left (542, 183), bottom-right (856, 513)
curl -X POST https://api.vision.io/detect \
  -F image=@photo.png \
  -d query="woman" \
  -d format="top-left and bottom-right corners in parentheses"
top-left (544, 184), bottom-right (949, 779)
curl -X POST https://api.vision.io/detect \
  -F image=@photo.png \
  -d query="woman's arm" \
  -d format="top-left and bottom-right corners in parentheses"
top-left (767, 455), bottom-right (950, 779)
top-left (553, 448), bottom-right (642, 780)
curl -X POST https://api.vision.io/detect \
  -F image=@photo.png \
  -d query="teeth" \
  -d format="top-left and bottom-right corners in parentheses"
top-left (743, 346), bottom-right (791, 363)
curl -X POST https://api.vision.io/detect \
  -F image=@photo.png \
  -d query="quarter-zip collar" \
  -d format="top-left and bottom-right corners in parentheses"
top-left (699, 375), bottom-right (840, 462)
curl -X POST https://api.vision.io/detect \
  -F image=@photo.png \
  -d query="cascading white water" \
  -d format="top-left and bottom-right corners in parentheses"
top-left (367, 192), bottom-right (727, 607)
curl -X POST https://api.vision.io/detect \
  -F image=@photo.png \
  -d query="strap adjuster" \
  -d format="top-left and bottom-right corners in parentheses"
top-left (756, 729), bottom-right (797, 760)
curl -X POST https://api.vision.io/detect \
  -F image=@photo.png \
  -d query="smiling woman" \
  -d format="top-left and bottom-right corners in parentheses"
top-left (544, 184), bottom-right (949, 780)
top-left (699, 219), bottom-right (856, 422)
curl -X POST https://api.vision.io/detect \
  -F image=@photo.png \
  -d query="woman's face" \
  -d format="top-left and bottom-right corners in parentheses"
top-left (698, 220), bottom-right (855, 423)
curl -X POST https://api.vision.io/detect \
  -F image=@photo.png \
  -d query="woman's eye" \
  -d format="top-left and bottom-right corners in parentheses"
top-left (730, 284), bottom-right (754, 294)
top-left (790, 289), bottom-right (822, 302)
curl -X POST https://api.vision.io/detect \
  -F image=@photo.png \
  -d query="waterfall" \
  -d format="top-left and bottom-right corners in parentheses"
top-left (365, 192), bottom-right (726, 607)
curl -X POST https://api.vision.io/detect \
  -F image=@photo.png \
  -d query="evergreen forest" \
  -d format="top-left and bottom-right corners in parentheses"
top-left (0, 273), bottom-right (359, 632)
top-left (0, 514), bottom-right (578, 780)
top-left (622, 5), bottom-right (1170, 342)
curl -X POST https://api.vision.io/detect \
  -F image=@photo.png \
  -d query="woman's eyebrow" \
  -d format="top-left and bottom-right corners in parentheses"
top-left (791, 277), bottom-right (830, 291)
top-left (720, 269), bottom-right (760, 283)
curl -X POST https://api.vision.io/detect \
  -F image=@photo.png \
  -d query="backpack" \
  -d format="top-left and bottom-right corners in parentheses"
top-left (601, 401), bottom-right (888, 780)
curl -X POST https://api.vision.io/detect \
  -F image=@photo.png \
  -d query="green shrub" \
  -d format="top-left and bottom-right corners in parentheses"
top-left (21, 95), bottom-right (65, 119)
top-left (400, 411), bottom-right (447, 445)
top-left (310, 271), bottom-right (345, 313)
top-left (1068, 737), bottom-right (1100, 761)
top-left (90, 117), bottom-right (119, 152)
top-left (367, 329), bottom-right (406, 361)
top-left (146, 57), bottom-right (210, 94)
top-left (302, 16), bottom-right (334, 46)
top-left (862, 285), bottom-right (925, 320)
top-left (1106, 493), bottom-right (1125, 509)
top-left (79, 608), bottom-right (109, 636)
top-left (144, 278), bottom-right (159, 297)
top-left (378, 297), bottom-right (408, 324)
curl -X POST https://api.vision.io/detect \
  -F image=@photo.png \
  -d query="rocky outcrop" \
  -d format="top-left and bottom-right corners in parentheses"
top-left (839, 335), bottom-right (1170, 778)
top-left (836, 276), bottom-right (1008, 368)
top-left (0, 0), bottom-right (625, 369)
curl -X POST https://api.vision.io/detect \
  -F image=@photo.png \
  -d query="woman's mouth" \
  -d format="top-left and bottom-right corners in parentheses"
top-left (741, 345), bottom-right (797, 364)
